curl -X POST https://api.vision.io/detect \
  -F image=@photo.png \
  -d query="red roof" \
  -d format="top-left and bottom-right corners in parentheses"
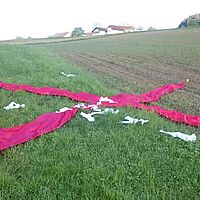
top-left (107, 25), bottom-right (135, 31)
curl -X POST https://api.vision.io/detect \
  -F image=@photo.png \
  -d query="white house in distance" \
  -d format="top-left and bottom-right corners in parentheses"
top-left (92, 27), bottom-right (108, 35)
top-left (52, 32), bottom-right (71, 38)
top-left (82, 32), bottom-right (94, 37)
top-left (107, 25), bottom-right (135, 34)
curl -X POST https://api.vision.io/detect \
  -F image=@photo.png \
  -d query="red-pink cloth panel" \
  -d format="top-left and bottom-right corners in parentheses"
top-left (0, 108), bottom-right (78, 151)
top-left (0, 81), bottom-right (200, 151)
top-left (138, 82), bottom-right (185, 102)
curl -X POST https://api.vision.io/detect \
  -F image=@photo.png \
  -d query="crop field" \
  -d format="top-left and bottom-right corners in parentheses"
top-left (0, 28), bottom-right (200, 199)
top-left (43, 28), bottom-right (200, 115)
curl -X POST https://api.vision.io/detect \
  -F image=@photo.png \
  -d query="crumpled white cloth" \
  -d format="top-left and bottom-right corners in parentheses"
top-left (103, 108), bottom-right (119, 114)
top-left (61, 72), bottom-right (76, 77)
top-left (74, 103), bottom-right (87, 109)
top-left (90, 108), bottom-right (119, 116)
top-left (74, 103), bottom-right (101, 112)
top-left (80, 108), bottom-right (119, 122)
top-left (97, 96), bottom-right (115, 105)
top-left (4, 101), bottom-right (25, 110)
top-left (121, 116), bottom-right (149, 125)
top-left (56, 107), bottom-right (72, 113)
top-left (159, 130), bottom-right (197, 142)
top-left (80, 112), bottom-right (95, 122)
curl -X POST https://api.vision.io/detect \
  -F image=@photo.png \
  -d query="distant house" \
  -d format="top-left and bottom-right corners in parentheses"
top-left (83, 32), bottom-right (94, 37)
top-left (92, 27), bottom-right (107, 35)
top-left (52, 32), bottom-right (71, 38)
top-left (107, 25), bottom-right (135, 34)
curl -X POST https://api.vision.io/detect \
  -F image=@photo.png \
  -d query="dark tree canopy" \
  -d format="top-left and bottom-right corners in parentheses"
top-left (178, 20), bottom-right (188, 28)
top-left (72, 27), bottom-right (84, 37)
top-left (178, 13), bottom-right (200, 28)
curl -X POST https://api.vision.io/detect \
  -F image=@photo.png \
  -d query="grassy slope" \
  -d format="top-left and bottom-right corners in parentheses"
top-left (0, 30), bottom-right (200, 199)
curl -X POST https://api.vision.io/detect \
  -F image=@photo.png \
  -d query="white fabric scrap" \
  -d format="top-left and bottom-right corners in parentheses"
top-left (159, 130), bottom-right (197, 142)
top-left (138, 119), bottom-right (149, 125)
top-left (92, 107), bottom-right (102, 112)
top-left (80, 112), bottom-right (95, 122)
top-left (90, 108), bottom-right (119, 116)
top-left (87, 104), bottom-right (100, 111)
top-left (61, 72), bottom-right (76, 77)
top-left (97, 96), bottom-right (115, 105)
top-left (56, 107), bottom-right (72, 113)
top-left (80, 108), bottom-right (119, 122)
top-left (74, 103), bottom-right (101, 111)
top-left (4, 101), bottom-right (25, 110)
top-left (121, 116), bottom-right (149, 125)
top-left (103, 108), bottom-right (119, 114)
top-left (74, 103), bottom-right (87, 109)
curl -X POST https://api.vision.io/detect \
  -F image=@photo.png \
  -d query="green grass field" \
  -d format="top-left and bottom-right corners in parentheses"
top-left (0, 28), bottom-right (200, 199)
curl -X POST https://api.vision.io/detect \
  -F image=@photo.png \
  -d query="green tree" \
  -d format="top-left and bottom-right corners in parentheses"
top-left (147, 26), bottom-right (156, 31)
top-left (71, 27), bottom-right (84, 37)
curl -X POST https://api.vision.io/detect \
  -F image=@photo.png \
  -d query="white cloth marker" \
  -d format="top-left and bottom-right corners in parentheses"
top-left (138, 119), bottom-right (149, 125)
top-left (80, 112), bottom-right (95, 122)
top-left (103, 108), bottom-right (119, 114)
top-left (61, 72), bottom-right (76, 77)
top-left (121, 116), bottom-right (148, 125)
top-left (159, 130), bottom-right (196, 142)
top-left (97, 97), bottom-right (115, 105)
top-left (56, 107), bottom-right (72, 113)
top-left (4, 101), bottom-right (25, 110)
top-left (74, 103), bottom-right (87, 109)
top-left (80, 108), bottom-right (119, 122)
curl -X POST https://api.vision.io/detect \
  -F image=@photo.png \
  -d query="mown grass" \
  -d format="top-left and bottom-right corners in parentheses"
top-left (0, 31), bottom-right (200, 199)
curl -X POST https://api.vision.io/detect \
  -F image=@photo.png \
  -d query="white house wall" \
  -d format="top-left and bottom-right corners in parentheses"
top-left (93, 31), bottom-right (107, 35)
top-left (124, 29), bottom-right (135, 33)
top-left (64, 33), bottom-right (71, 37)
top-left (107, 28), bottom-right (124, 34)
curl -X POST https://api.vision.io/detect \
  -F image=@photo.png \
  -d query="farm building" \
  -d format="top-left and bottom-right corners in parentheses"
top-left (107, 25), bottom-right (135, 34)
top-left (52, 32), bottom-right (71, 38)
top-left (83, 32), bottom-right (94, 37)
top-left (92, 27), bottom-right (107, 35)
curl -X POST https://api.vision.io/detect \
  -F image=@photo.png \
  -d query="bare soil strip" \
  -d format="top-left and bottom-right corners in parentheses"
top-left (58, 51), bottom-right (200, 115)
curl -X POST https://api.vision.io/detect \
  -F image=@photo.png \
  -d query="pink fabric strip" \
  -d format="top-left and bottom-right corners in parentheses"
top-left (0, 81), bottom-right (74, 99)
top-left (0, 81), bottom-right (199, 151)
top-left (0, 108), bottom-right (78, 151)
top-left (0, 81), bottom-right (184, 104)
top-left (138, 82), bottom-right (185, 102)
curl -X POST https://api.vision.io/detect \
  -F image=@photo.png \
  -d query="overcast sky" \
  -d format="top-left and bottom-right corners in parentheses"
top-left (0, 0), bottom-right (199, 40)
